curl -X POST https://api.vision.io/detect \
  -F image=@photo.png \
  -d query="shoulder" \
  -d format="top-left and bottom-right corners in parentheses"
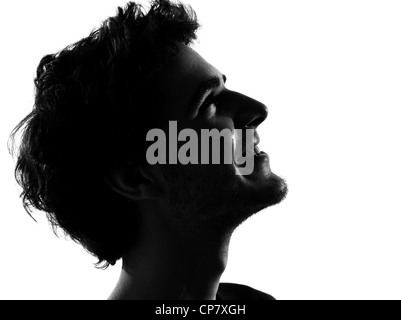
top-left (217, 282), bottom-right (276, 300)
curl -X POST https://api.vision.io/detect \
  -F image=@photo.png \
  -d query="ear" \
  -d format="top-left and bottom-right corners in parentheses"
top-left (103, 161), bottom-right (167, 201)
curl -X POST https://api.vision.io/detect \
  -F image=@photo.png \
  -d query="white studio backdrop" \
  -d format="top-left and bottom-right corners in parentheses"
top-left (0, 0), bottom-right (401, 300)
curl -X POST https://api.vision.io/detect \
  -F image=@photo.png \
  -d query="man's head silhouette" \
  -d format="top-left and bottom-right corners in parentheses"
top-left (10, 0), bottom-right (287, 300)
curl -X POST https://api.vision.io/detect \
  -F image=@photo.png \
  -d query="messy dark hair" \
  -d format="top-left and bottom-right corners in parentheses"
top-left (8, 0), bottom-right (199, 267)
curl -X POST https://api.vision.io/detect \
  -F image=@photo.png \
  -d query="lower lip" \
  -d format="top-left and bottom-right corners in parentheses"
top-left (254, 151), bottom-right (271, 176)
top-left (234, 151), bottom-right (269, 167)
top-left (255, 151), bottom-right (269, 161)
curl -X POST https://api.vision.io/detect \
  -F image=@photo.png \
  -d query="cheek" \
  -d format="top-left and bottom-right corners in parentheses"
top-left (188, 114), bottom-right (234, 131)
top-left (196, 115), bottom-right (234, 132)
top-left (213, 115), bottom-right (234, 131)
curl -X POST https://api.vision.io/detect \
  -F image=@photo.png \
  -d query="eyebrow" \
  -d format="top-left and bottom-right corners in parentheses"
top-left (188, 74), bottom-right (227, 116)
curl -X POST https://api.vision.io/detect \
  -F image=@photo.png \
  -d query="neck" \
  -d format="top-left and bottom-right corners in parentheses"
top-left (108, 204), bottom-right (232, 300)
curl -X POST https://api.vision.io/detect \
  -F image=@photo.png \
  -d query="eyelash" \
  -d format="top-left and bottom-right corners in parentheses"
top-left (198, 95), bottom-right (216, 115)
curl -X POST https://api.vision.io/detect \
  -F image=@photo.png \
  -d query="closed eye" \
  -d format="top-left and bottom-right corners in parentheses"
top-left (197, 95), bottom-right (218, 120)
top-left (190, 74), bottom-right (227, 119)
top-left (197, 94), bottom-right (215, 115)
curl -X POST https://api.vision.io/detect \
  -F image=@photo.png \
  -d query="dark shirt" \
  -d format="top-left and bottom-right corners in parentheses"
top-left (216, 283), bottom-right (275, 300)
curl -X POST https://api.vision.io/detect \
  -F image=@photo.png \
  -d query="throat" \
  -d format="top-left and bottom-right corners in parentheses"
top-left (110, 229), bottom-right (232, 300)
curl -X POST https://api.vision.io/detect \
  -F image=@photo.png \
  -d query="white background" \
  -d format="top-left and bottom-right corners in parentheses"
top-left (1, 0), bottom-right (401, 300)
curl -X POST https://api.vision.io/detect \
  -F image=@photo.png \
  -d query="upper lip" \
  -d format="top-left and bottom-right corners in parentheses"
top-left (240, 129), bottom-right (260, 156)
top-left (254, 131), bottom-right (260, 147)
top-left (234, 129), bottom-right (261, 166)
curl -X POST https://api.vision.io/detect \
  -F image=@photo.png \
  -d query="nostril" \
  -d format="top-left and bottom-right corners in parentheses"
top-left (247, 115), bottom-right (265, 128)
top-left (232, 93), bottom-right (269, 128)
top-left (245, 106), bottom-right (268, 128)
top-left (236, 112), bottom-right (267, 129)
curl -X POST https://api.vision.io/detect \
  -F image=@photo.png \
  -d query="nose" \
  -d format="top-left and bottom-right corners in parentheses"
top-left (228, 91), bottom-right (268, 129)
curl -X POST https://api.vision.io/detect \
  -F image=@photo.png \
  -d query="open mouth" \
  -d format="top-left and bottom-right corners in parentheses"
top-left (252, 130), bottom-right (265, 157)
top-left (235, 147), bottom-right (265, 164)
top-left (233, 130), bottom-right (266, 167)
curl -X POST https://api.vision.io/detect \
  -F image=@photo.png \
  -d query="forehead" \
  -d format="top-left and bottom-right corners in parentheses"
top-left (155, 44), bottom-right (222, 120)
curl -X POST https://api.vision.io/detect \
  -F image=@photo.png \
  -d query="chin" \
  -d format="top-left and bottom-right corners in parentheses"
top-left (161, 157), bottom-right (287, 234)
top-left (234, 153), bottom-right (288, 209)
